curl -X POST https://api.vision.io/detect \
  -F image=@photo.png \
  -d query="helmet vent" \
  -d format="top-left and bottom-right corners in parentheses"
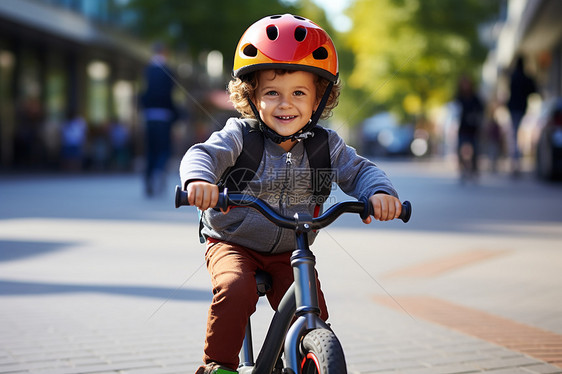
top-left (294, 26), bottom-right (307, 42)
top-left (293, 15), bottom-right (305, 21)
top-left (266, 25), bottom-right (279, 40)
top-left (312, 47), bottom-right (328, 60)
top-left (243, 44), bottom-right (258, 57)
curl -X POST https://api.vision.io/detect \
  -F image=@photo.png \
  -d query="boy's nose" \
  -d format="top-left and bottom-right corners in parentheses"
top-left (279, 95), bottom-right (293, 108)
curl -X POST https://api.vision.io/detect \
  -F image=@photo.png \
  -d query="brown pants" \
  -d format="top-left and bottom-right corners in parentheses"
top-left (201, 238), bottom-right (329, 370)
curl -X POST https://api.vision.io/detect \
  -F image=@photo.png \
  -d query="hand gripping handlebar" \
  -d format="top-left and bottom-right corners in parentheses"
top-left (175, 186), bottom-right (411, 230)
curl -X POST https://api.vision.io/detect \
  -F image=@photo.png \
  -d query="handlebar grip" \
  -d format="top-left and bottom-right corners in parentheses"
top-left (361, 198), bottom-right (412, 223)
top-left (174, 185), bottom-right (230, 211)
top-left (399, 201), bottom-right (412, 223)
top-left (175, 185), bottom-right (190, 208)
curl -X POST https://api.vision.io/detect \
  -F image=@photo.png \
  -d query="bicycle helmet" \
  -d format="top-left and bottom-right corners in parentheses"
top-left (234, 14), bottom-right (338, 82)
top-left (233, 14), bottom-right (339, 143)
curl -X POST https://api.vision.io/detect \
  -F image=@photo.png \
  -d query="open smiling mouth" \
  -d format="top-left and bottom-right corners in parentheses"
top-left (276, 115), bottom-right (297, 120)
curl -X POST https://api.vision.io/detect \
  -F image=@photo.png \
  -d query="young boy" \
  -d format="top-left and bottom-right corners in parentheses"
top-left (180, 14), bottom-right (402, 374)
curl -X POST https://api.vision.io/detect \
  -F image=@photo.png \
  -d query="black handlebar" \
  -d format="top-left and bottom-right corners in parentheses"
top-left (175, 186), bottom-right (411, 230)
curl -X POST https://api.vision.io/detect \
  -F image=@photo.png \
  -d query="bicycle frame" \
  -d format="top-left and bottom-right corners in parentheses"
top-left (238, 231), bottom-right (330, 374)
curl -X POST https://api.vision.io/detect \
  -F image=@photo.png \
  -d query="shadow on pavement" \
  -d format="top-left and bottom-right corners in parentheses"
top-left (0, 278), bottom-right (211, 302)
top-left (0, 240), bottom-right (75, 262)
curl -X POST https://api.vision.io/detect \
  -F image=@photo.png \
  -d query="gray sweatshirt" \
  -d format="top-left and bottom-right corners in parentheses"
top-left (179, 118), bottom-right (398, 253)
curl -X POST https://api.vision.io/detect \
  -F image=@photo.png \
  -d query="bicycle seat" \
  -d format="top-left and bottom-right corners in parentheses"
top-left (255, 270), bottom-right (272, 297)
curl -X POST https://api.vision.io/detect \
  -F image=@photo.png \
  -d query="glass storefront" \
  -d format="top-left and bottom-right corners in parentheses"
top-left (0, 1), bottom-right (147, 170)
top-left (87, 60), bottom-right (110, 126)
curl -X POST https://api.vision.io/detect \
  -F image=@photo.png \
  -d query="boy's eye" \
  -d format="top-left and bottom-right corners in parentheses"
top-left (294, 90), bottom-right (305, 96)
top-left (265, 90), bottom-right (278, 96)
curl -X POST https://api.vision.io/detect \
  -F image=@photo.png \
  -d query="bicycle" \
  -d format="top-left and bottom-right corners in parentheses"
top-left (175, 186), bottom-right (412, 374)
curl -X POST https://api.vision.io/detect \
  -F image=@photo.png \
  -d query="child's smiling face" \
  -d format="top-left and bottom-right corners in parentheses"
top-left (253, 70), bottom-right (319, 142)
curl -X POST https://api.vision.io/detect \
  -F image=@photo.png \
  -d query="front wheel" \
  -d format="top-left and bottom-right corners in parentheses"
top-left (300, 329), bottom-right (347, 374)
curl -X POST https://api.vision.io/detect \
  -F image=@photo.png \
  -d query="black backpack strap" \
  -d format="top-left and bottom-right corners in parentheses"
top-left (219, 121), bottom-right (264, 193)
top-left (219, 123), bottom-right (332, 201)
top-left (303, 126), bottom-right (333, 204)
top-left (200, 122), bottom-right (263, 243)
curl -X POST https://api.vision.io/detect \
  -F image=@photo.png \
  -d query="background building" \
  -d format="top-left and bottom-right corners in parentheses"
top-left (0, 0), bottom-right (148, 170)
top-left (481, 0), bottom-right (562, 105)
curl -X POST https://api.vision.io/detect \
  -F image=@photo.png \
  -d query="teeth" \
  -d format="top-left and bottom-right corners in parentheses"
top-left (278, 116), bottom-right (295, 120)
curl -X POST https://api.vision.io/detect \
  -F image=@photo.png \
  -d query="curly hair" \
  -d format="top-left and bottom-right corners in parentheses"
top-left (228, 69), bottom-right (341, 120)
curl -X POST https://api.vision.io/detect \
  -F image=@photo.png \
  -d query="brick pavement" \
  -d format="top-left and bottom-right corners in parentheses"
top-left (313, 225), bottom-right (562, 374)
top-left (1, 167), bottom-right (562, 373)
top-left (373, 295), bottom-right (562, 369)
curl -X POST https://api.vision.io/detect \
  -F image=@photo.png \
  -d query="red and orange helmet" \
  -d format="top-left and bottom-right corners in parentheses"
top-left (233, 14), bottom-right (338, 82)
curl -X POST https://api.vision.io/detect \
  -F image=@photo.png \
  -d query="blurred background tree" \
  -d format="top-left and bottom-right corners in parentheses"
top-left (339, 0), bottom-right (499, 127)
top-left (125, 0), bottom-right (301, 68)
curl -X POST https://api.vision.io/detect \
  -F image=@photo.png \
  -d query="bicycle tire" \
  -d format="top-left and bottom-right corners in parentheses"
top-left (300, 329), bottom-right (347, 374)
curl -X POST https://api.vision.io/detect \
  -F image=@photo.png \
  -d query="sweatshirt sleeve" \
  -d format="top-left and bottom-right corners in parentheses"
top-left (179, 118), bottom-right (244, 189)
top-left (328, 128), bottom-right (398, 199)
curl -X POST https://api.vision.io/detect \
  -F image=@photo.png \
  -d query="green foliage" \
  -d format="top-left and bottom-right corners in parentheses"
top-left (124, 0), bottom-right (299, 61)
top-left (340, 0), bottom-right (499, 125)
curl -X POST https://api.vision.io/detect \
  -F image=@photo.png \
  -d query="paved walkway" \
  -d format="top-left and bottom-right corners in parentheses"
top-left (1, 160), bottom-right (561, 373)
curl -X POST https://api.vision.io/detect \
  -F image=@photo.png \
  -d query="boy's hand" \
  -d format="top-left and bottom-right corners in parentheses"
top-left (186, 181), bottom-right (219, 211)
top-left (363, 193), bottom-right (402, 224)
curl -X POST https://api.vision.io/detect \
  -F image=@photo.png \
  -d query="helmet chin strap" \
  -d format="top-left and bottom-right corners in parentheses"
top-left (247, 81), bottom-right (334, 144)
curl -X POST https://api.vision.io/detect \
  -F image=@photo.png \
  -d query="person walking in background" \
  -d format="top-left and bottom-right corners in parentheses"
top-left (484, 101), bottom-right (503, 174)
top-left (61, 112), bottom-right (87, 171)
top-left (455, 75), bottom-right (483, 183)
top-left (507, 56), bottom-right (537, 177)
top-left (108, 118), bottom-right (131, 171)
top-left (140, 42), bottom-right (178, 196)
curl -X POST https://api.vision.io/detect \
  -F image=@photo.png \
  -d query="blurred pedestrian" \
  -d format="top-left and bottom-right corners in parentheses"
top-left (140, 42), bottom-right (178, 196)
top-left (14, 97), bottom-right (44, 167)
top-left (507, 56), bottom-right (537, 176)
top-left (484, 101), bottom-right (503, 174)
top-left (455, 75), bottom-right (483, 183)
top-left (90, 125), bottom-right (110, 171)
top-left (108, 118), bottom-right (131, 171)
top-left (61, 112), bottom-right (87, 171)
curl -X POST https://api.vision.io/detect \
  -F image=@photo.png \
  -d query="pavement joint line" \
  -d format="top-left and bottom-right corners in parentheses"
top-left (373, 295), bottom-right (562, 369)
top-left (381, 249), bottom-right (511, 279)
